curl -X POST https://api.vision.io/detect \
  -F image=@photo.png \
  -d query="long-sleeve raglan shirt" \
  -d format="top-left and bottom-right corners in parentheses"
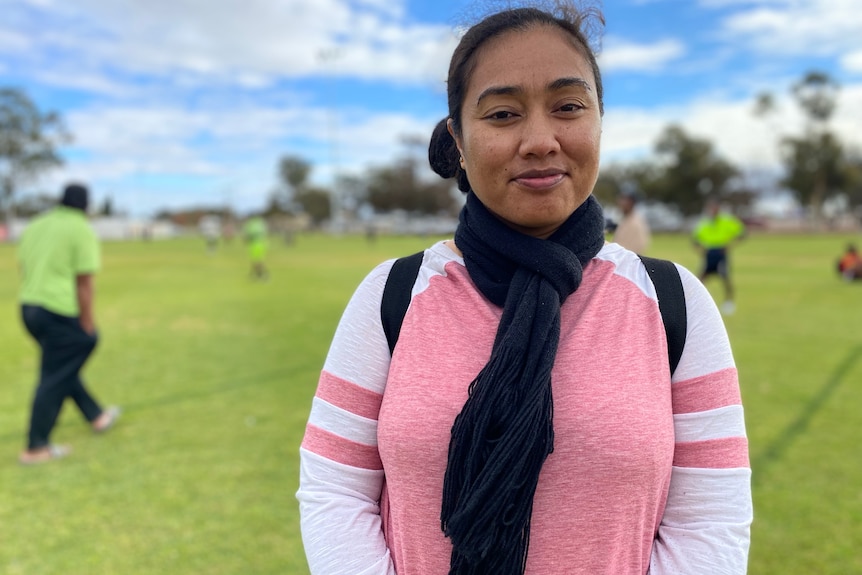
top-left (297, 240), bottom-right (752, 575)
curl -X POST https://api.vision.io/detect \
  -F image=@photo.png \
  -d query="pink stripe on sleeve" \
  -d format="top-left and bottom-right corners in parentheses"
top-left (673, 436), bottom-right (750, 469)
top-left (301, 424), bottom-right (383, 470)
top-left (672, 368), bottom-right (742, 414)
top-left (316, 370), bottom-right (384, 420)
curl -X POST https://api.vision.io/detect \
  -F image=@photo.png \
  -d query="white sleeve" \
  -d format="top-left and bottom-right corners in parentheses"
top-left (296, 261), bottom-right (398, 575)
top-left (298, 451), bottom-right (397, 575)
top-left (650, 467), bottom-right (752, 574)
top-left (650, 266), bottom-right (753, 574)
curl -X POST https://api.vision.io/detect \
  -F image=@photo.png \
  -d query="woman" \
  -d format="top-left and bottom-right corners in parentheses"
top-left (297, 4), bottom-right (752, 574)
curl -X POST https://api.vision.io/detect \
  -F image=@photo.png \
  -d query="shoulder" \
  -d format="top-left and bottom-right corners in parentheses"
top-left (346, 241), bottom-right (458, 300)
top-left (593, 243), bottom-right (654, 293)
top-left (363, 240), bottom-right (462, 301)
top-left (594, 244), bottom-right (705, 314)
top-left (26, 210), bottom-right (52, 227)
top-left (71, 215), bottom-right (98, 241)
top-left (18, 211), bottom-right (52, 243)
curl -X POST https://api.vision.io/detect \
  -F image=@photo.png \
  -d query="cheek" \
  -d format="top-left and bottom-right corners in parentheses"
top-left (465, 136), bottom-right (510, 178)
top-left (589, 125), bottom-right (602, 157)
top-left (563, 123), bottom-right (601, 157)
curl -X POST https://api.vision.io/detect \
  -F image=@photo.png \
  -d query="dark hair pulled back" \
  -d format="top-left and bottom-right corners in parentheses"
top-left (428, 1), bottom-right (605, 193)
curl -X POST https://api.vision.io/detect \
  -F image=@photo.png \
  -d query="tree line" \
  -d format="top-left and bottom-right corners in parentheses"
top-left (2, 69), bottom-right (861, 227)
top-left (594, 71), bottom-right (862, 220)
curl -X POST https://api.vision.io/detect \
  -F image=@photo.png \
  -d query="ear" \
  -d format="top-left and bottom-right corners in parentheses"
top-left (447, 118), bottom-right (466, 168)
top-left (447, 118), bottom-right (464, 156)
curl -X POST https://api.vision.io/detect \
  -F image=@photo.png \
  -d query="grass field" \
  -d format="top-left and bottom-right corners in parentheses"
top-left (1, 230), bottom-right (860, 574)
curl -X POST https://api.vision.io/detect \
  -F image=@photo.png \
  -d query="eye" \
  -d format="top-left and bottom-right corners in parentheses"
top-left (557, 102), bottom-right (584, 113)
top-left (484, 110), bottom-right (518, 121)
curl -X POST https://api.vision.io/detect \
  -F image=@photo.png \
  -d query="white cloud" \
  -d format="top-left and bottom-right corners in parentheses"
top-left (44, 98), bottom-right (440, 214)
top-left (10, 0), bottom-right (862, 218)
top-left (30, 69), bottom-right (133, 97)
top-left (64, 104), bottom-right (314, 174)
top-left (4, 0), bottom-right (456, 90)
top-left (841, 51), bottom-right (862, 73)
top-left (355, 0), bottom-right (405, 19)
top-left (718, 0), bottom-right (862, 57)
top-left (699, 0), bottom-right (791, 6)
top-left (0, 28), bottom-right (29, 52)
top-left (602, 81), bottom-right (862, 169)
top-left (833, 84), bottom-right (862, 151)
top-left (600, 37), bottom-right (686, 72)
top-left (42, 73), bottom-right (862, 215)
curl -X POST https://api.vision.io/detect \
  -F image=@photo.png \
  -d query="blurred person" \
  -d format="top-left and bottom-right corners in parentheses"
top-left (243, 215), bottom-right (269, 280)
top-left (837, 243), bottom-right (862, 281)
top-left (16, 183), bottom-right (120, 465)
top-left (297, 4), bottom-right (751, 575)
top-left (692, 198), bottom-right (746, 315)
top-left (612, 184), bottom-right (651, 254)
top-left (199, 214), bottom-right (222, 253)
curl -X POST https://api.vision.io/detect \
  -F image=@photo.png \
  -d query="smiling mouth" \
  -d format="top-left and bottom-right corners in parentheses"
top-left (514, 173), bottom-right (565, 190)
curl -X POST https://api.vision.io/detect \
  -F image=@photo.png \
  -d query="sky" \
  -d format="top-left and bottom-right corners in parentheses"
top-left (2, 0), bottom-right (861, 218)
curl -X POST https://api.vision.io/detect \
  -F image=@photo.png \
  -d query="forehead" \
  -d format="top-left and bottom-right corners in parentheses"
top-left (465, 24), bottom-right (595, 98)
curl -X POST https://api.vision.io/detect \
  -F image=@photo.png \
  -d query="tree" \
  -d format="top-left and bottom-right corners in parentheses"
top-left (279, 155), bottom-right (311, 192)
top-left (295, 187), bottom-right (331, 227)
top-left (753, 91), bottom-right (777, 120)
top-left (0, 88), bottom-right (70, 222)
top-left (274, 155), bottom-right (312, 212)
top-left (12, 193), bottom-right (56, 218)
top-left (593, 164), bottom-right (629, 207)
top-left (781, 71), bottom-right (844, 218)
top-left (780, 132), bottom-right (848, 212)
top-left (366, 155), bottom-right (457, 216)
top-left (642, 125), bottom-right (740, 216)
top-left (792, 71), bottom-right (839, 125)
top-left (845, 151), bottom-right (862, 212)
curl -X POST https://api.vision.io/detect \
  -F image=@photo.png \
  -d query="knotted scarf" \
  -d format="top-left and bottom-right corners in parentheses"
top-left (441, 191), bottom-right (606, 575)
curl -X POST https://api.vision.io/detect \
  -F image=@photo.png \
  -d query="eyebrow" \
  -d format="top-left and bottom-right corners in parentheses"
top-left (476, 77), bottom-right (592, 106)
top-left (549, 77), bottom-right (592, 92)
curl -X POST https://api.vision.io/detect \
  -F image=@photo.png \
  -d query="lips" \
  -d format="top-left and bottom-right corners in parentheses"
top-left (513, 169), bottom-right (566, 190)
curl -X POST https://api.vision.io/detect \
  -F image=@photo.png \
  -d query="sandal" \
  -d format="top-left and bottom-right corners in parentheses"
top-left (19, 444), bottom-right (71, 465)
top-left (93, 406), bottom-right (121, 433)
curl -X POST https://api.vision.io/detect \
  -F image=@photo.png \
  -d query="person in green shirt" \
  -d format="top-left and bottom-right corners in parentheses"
top-left (243, 215), bottom-right (269, 281)
top-left (17, 183), bottom-right (120, 464)
top-left (692, 198), bottom-right (746, 315)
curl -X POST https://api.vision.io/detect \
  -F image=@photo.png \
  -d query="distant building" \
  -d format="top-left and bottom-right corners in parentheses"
top-left (5, 217), bottom-right (178, 242)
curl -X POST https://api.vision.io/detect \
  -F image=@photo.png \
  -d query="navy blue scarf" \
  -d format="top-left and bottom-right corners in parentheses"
top-left (442, 192), bottom-right (606, 575)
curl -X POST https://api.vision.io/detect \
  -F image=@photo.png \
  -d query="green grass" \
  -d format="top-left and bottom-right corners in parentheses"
top-left (1, 230), bottom-right (861, 574)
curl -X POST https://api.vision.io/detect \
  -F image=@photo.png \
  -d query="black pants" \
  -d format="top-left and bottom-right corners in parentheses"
top-left (703, 247), bottom-right (729, 277)
top-left (21, 305), bottom-right (103, 450)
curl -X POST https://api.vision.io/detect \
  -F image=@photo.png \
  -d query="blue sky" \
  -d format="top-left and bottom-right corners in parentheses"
top-left (2, 0), bottom-right (861, 217)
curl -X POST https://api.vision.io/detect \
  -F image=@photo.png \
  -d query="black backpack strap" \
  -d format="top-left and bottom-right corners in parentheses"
top-left (381, 251), bottom-right (424, 355)
top-left (381, 250), bottom-right (687, 373)
top-left (638, 255), bottom-right (687, 376)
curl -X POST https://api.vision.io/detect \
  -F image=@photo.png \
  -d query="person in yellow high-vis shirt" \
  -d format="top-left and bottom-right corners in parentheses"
top-left (242, 215), bottom-right (269, 281)
top-left (692, 198), bottom-right (746, 315)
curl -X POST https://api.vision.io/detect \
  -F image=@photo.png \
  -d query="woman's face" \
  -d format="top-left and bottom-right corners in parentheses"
top-left (450, 25), bottom-right (602, 239)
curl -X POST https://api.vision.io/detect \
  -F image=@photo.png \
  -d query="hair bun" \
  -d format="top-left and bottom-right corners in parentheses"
top-left (428, 118), bottom-right (459, 179)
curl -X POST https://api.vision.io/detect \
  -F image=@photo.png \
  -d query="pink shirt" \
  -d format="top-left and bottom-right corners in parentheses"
top-left (298, 241), bottom-right (752, 575)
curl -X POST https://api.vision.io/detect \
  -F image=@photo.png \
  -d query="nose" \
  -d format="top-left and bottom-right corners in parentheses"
top-left (518, 113), bottom-right (561, 158)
